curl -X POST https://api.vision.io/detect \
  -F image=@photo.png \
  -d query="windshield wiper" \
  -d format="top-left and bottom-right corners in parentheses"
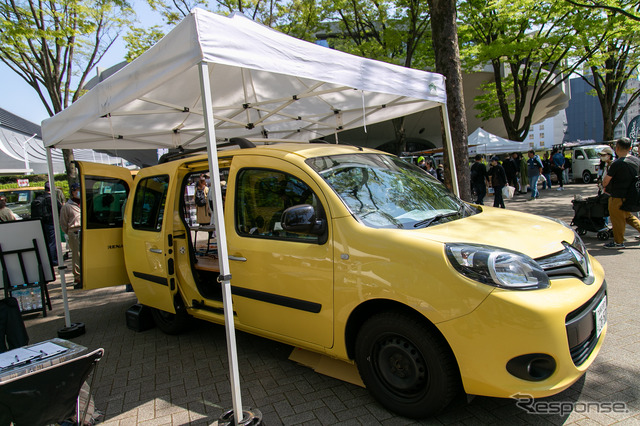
top-left (413, 205), bottom-right (464, 228)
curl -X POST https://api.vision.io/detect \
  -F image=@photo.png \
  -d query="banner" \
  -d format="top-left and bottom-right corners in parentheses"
top-left (628, 114), bottom-right (640, 141)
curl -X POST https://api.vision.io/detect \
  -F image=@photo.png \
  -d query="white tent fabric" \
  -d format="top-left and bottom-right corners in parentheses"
top-left (468, 127), bottom-right (527, 156)
top-left (42, 9), bottom-right (447, 150)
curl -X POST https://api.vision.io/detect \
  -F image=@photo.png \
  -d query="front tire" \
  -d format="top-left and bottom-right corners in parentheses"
top-left (355, 312), bottom-right (459, 419)
top-left (582, 170), bottom-right (593, 184)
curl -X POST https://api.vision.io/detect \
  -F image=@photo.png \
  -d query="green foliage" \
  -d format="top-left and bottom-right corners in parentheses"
top-left (0, 0), bottom-right (135, 115)
top-left (459, 0), bottom-right (597, 141)
top-left (124, 25), bottom-right (165, 62)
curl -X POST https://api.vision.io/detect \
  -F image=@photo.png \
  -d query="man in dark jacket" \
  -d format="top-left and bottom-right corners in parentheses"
top-left (488, 156), bottom-right (508, 208)
top-left (503, 152), bottom-right (519, 190)
top-left (470, 154), bottom-right (488, 205)
top-left (602, 137), bottom-right (640, 249)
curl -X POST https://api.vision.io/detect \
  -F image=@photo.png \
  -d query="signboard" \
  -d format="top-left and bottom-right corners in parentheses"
top-left (17, 179), bottom-right (29, 187)
top-left (628, 115), bottom-right (640, 141)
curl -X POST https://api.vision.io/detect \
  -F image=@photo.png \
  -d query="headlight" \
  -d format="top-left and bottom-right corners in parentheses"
top-left (445, 243), bottom-right (550, 290)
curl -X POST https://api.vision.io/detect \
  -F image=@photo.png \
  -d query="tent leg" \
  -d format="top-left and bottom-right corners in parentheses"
top-left (199, 61), bottom-right (260, 426)
top-left (440, 104), bottom-right (460, 197)
top-left (46, 149), bottom-right (75, 330)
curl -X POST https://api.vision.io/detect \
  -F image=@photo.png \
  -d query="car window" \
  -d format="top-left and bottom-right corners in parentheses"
top-left (131, 175), bottom-right (169, 232)
top-left (85, 176), bottom-right (130, 229)
top-left (308, 153), bottom-right (471, 229)
top-left (235, 168), bottom-right (323, 242)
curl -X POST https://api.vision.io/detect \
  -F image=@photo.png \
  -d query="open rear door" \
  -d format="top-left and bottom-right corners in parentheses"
top-left (76, 161), bottom-right (134, 289)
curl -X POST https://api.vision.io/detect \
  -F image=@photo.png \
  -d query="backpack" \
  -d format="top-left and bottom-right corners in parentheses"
top-left (194, 188), bottom-right (207, 207)
top-left (31, 193), bottom-right (53, 223)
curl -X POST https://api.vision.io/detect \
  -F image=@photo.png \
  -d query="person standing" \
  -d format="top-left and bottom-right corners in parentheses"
top-left (597, 146), bottom-right (615, 193)
top-left (31, 182), bottom-right (62, 266)
top-left (488, 156), bottom-right (507, 208)
top-left (526, 150), bottom-right (543, 200)
top-left (436, 163), bottom-right (445, 183)
top-left (518, 153), bottom-right (529, 194)
top-left (503, 152), bottom-right (519, 191)
top-left (424, 159), bottom-right (437, 178)
top-left (60, 183), bottom-right (82, 288)
top-left (552, 148), bottom-right (565, 191)
top-left (602, 138), bottom-right (640, 249)
top-left (0, 196), bottom-right (17, 222)
top-left (195, 174), bottom-right (211, 226)
top-left (541, 152), bottom-right (553, 190)
top-left (470, 154), bottom-right (488, 205)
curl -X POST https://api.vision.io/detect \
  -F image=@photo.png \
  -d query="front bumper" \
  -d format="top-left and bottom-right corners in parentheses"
top-left (437, 277), bottom-right (607, 398)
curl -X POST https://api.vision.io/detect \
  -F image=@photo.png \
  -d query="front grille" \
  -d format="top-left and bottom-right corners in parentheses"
top-left (565, 283), bottom-right (607, 366)
top-left (536, 246), bottom-right (586, 280)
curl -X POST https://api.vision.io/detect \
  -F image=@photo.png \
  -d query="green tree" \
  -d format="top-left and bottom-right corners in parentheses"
top-left (0, 0), bottom-right (134, 181)
top-left (575, 7), bottom-right (640, 140)
top-left (564, 0), bottom-right (640, 21)
top-left (459, 0), bottom-right (598, 142)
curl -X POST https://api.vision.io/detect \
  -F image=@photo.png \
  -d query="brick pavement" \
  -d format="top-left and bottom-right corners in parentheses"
top-left (22, 183), bottom-right (640, 425)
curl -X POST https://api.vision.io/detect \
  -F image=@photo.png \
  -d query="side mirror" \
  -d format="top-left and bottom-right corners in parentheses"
top-left (576, 155), bottom-right (584, 160)
top-left (282, 204), bottom-right (326, 235)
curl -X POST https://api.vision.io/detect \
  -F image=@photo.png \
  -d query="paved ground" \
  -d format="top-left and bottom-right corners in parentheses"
top-left (23, 183), bottom-right (640, 425)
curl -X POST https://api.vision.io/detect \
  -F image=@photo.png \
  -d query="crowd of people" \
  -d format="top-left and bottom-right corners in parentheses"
top-left (468, 138), bottom-right (640, 249)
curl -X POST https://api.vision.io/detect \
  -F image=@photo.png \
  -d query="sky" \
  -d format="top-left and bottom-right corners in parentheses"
top-left (0, 0), bottom-right (161, 126)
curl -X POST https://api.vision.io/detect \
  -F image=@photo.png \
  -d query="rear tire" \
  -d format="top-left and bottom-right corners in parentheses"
top-left (151, 297), bottom-right (191, 335)
top-left (355, 312), bottom-right (459, 419)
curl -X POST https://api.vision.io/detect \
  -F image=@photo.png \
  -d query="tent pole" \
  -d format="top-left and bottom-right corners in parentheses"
top-left (440, 104), bottom-right (460, 197)
top-left (198, 61), bottom-right (246, 425)
top-left (46, 148), bottom-right (71, 327)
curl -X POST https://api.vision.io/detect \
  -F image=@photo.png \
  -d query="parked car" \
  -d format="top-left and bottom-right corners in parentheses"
top-left (77, 143), bottom-right (607, 419)
top-left (0, 187), bottom-right (45, 219)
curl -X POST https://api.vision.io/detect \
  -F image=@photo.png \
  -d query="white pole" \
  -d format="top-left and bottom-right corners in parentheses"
top-left (440, 104), bottom-right (460, 197)
top-left (46, 148), bottom-right (72, 327)
top-left (198, 61), bottom-right (244, 424)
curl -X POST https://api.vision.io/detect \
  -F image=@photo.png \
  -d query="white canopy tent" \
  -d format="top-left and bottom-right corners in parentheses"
top-left (41, 8), bottom-right (457, 423)
top-left (468, 127), bottom-right (528, 156)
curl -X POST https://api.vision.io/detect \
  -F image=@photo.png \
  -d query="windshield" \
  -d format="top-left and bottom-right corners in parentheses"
top-left (583, 148), bottom-right (601, 159)
top-left (307, 153), bottom-right (474, 229)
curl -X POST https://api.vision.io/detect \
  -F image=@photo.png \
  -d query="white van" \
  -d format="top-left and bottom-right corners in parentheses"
top-left (569, 145), bottom-right (609, 184)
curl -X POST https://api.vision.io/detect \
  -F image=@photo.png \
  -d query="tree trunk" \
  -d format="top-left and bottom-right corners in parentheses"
top-left (63, 148), bottom-right (77, 186)
top-left (427, 0), bottom-right (470, 200)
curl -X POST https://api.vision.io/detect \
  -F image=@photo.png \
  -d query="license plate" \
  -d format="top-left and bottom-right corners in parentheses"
top-left (594, 295), bottom-right (607, 338)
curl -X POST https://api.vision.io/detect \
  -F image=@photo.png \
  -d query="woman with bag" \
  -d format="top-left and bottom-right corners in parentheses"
top-left (488, 156), bottom-right (508, 208)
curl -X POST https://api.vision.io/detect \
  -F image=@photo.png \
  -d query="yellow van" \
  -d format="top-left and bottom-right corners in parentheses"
top-left (78, 143), bottom-right (606, 418)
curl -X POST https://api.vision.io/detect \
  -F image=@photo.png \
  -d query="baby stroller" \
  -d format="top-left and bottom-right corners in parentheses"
top-left (571, 193), bottom-right (613, 240)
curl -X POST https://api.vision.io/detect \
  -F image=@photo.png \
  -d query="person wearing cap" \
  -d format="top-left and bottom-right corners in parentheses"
top-left (60, 182), bottom-right (82, 287)
top-left (488, 156), bottom-right (507, 208)
top-left (597, 146), bottom-right (615, 193)
top-left (417, 156), bottom-right (427, 171)
top-left (0, 196), bottom-right (17, 222)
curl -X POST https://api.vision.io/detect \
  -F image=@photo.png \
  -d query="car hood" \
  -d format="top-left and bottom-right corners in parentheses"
top-left (416, 206), bottom-right (575, 259)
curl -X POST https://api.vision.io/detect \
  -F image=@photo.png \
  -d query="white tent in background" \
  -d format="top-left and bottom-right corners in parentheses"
top-left (41, 8), bottom-right (459, 423)
top-left (468, 127), bottom-right (528, 157)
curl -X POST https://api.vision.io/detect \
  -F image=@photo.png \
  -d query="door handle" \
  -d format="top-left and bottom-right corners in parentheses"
top-left (149, 248), bottom-right (162, 253)
top-left (228, 255), bottom-right (246, 262)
